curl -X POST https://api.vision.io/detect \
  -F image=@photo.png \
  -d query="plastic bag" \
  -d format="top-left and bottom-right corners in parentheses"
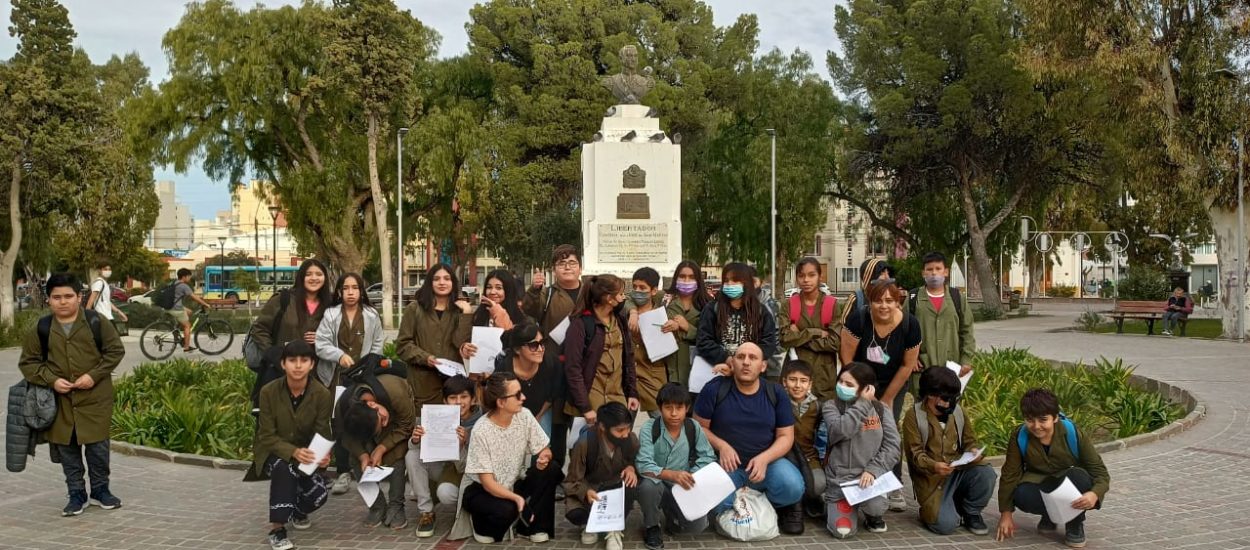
top-left (714, 488), bottom-right (779, 541)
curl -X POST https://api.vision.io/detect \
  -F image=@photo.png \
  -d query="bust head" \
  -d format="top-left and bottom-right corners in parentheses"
top-left (620, 45), bottom-right (638, 72)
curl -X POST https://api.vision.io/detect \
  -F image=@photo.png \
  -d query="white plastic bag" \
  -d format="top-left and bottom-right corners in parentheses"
top-left (714, 488), bottom-right (779, 542)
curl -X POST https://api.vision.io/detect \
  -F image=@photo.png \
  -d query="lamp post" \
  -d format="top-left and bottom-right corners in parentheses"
top-left (1211, 67), bottom-right (1246, 342)
top-left (217, 236), bottom-right (227, 300)
top-left (398, 127), bottom-right (409, 313)
top-left (767, 128), bottom-right (777, 290)
top-left (268, 205), bottom-right (280, 297)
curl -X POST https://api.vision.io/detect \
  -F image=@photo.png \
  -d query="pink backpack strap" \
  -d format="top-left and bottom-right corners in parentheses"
top-left (820, 295), bottom-right (836, 327)
top-left (788, 294), bottom-right (802, 326)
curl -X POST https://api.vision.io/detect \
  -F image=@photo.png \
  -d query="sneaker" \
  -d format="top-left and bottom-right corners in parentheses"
top-left (962, 514), bottom-right (988, 535)
top-left (778, 503), bottom-right (805, 535)
top-left (89, 486), bottom-right (122, 510)
top-left (289, 514), bottom-right (312, 530)
top-left (887, 490), bottom-right (906, 512)
top-left (62, 491), bottom-right (88, 517)
top-left (643, 525), bottom-right (664, 550)
top-left (1037, 516), bottom-right (1057, 533)
top-left (581, 530), bottom-right (599, 545)
top-left (268, 527), bottom-right (295, 550)
top-left (1065, 522), bottom-right (1087, 548)
top-left (473, 532), bottom-right (495, 544)
top-left (415, 511), bottom-right (436, 538)
top-left (1162, 330), bottom-right (1172, 336)
top-left (364, 505), bottom-right (386, 528)
top-left (555, 485), bottom-right (566, 501)
top-left (331, 473), bottom-right (352, 495)
top-left (605, 531), bottom-right (624, 550)
top-left (864, 515), bottom-right (888, 533)
top-left (527, 532), bottom-right (550, 543)
top-left (385, 504), bottom-right (408, 530)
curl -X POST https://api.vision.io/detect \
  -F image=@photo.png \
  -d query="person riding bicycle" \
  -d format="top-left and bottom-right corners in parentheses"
top-left (168, 268), bottom-right (213, 352)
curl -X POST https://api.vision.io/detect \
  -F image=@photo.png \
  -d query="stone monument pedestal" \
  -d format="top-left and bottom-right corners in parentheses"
top-left (581, 104), bottom-right (681, 279)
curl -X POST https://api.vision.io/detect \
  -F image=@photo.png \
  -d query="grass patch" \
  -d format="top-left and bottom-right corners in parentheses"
top-left (0, 309), bottom-right (46, 348)
top-left (1092, 318), bottom-right (1223, 338)
top-left (965, 348), bottom-right (1184, 455)
top-left (112, 359), bottom-right (255, 461)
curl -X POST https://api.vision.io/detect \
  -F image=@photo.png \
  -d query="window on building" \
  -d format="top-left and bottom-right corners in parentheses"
top-left (870, 235), bottom-right (888, 256)
top-left (814, 235), bottom-right (823, 256)
top-left (840, 267), bottom-right (858, 284)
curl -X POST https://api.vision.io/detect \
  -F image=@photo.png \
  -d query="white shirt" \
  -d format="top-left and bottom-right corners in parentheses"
top-left (90, 278), bottom-right (113, 320)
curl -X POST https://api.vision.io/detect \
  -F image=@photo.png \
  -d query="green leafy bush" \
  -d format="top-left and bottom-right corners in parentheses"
top-left (0, 309), bottom-right (44, 348)
top-left (1048, 284), bottom-right (1077, 298)
top-left (120, 302), bottom-right (167, 328)
top-left (112, 359), bottom-right (255, 460)
top-left (973, 305), bottom-right (1004, 322)
top-left (1118, 266), bottom-right (1171, 300)
top-left (963, 350), bottom-right (1183, 455)
top-left (1075, 310), bottom-right (1103, 332)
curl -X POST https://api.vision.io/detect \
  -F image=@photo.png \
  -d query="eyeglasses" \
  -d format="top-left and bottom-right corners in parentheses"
top-left (555, 259), bottom-right (580, 269)
top-left (522, 341), bottom-right (545, 352)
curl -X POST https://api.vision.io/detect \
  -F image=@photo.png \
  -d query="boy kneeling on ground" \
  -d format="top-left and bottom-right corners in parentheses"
top-left (340, 363), bottom-right (416, 530)
top-left (996, 388), bottom-right (1111, 549)
top-left (565, 401), bottom-right (640, 550)
top-left (635, 383), bottom-right (718, 549)
top-left (902, 366), bottom-right (995, 536)
top-left (405, 375), bottom-right (483, 538)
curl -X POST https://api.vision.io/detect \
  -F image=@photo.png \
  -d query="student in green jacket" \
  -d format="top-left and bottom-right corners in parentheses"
top-left (340, 370), bottom-right (416, 530)
top-left (253, 340), bottom-right (333, 550)
top-left (911, 252), bottom-right (975, 380)
top-left (19, 273), bottom-right (125, 517)
top-left (396, 263), bottom-right (473, 413)
top-left (780, 258), bottom-right (840, 401)
top-left (996, 389), bottom-right (1111, 549)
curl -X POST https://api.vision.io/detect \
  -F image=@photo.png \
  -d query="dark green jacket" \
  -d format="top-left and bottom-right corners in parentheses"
top-left (247, 291), bottom-right (327, 350)
top-left (18, 309), bottom-right (125, 445)
top-left (341, 374), bottom-right (415, 466)
top-left (253, 377), bottom-right (333, 475)
top-left (912, 287), bottom-right (975, 368)
top-left (395, 302), bottom-right (471, 411)
top-left (998, 421), bottom-right (1110, 512)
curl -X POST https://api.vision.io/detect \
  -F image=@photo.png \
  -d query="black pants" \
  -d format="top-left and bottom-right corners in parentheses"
top-left (333, 442), bottom-right (353, 477)
top-left (52, 433), bottom-right (110, 494)
top-left (1011, 467), bottom-right (1096, 526)
top-left (264, 456), bottom-right (329, 524)
top-left (463, 465), bottom-right (564, 541)
top-left (356, 456), bottom-right (407, 515)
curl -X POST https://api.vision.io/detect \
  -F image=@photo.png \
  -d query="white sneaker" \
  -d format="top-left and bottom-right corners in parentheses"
top-left (1162, 330), bottom-right (1172, 336)
top-left (581, 530), bottom-right (599, 545)
top-left (472, 532), bottom-right (494, 544)
top-left (331, 473), bottom-right (351, 495)
top-left (605, 531), bottom-right (624, 550)
top-left (527, 532), bottom-right (550, 543)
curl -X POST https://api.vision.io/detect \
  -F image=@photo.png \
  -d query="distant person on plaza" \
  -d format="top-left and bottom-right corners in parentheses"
top-left (314, 272), bottom-right (384, 495)
top-left (564, 274), bottom-right (641, 427)
top-left (19, 273), bottom-right (125, 517)
top-left (780, 257), bottom-right (840, 400)
top-left (396, 263), bottom-right (473, 414)
top-left (169, 268), bottom-right (213, 352)
top-left (695, 262), bottom-right (779, 374)
top-left (822, 362), bottom-right (899, 539)
top-left (85, 261), bottom-right (128, 327)
top-left (995, 389), bottom-right (1110, 549)
top-left (1162, 287), bottom-right (1193, 336)
top-left (659, 261), bottom-right (710, 390)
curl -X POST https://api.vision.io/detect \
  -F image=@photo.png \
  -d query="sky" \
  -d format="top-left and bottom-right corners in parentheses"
top-left (0, 0), bottom-right (840, 219)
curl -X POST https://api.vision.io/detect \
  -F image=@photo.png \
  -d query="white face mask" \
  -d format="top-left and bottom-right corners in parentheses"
top-left (101, 270), bottom-right (112, 279)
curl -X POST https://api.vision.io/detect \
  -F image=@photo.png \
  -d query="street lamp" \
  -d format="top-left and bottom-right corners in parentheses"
top-left (268, 205), bottom-right (280, 297)
top-left (767, 128), bottom-right (777, 290)
top-left (1211, 67), bottom-right (1246, 342)
top-left (217, 236), bottom-right (227, 300)
top-left (397, 127), bottom-right (409, 313)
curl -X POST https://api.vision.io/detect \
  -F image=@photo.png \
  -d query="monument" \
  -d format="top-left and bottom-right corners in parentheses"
top-left (581, 45), bottom-right (681, 279)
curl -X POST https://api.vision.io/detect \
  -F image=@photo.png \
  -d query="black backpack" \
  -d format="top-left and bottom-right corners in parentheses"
top-left (649, 417), bottom-right (700, 470)
top-left (337, 353), bottom-right (409, 416)
top-left (154, 281), bottom-right (180, 310)
top-left (37, 310), bottom-right (105, 361)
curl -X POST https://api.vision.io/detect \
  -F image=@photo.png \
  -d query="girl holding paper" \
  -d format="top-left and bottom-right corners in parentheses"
top-left (563, 274), bottom-right (640, 425)
top-left (821, 362), bottom-right (900, 539)
top-left (660, 261), bottom-right (710, 390)
top-left (396, 263), bottom-right (473, 413)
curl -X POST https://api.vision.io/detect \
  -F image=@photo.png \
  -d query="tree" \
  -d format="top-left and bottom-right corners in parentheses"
top-left (829, 0), bottom-right (1114, 310)
top-left (325, 0), bottom-right (437, 327)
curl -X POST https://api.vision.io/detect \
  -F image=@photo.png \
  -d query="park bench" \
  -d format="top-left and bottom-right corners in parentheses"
top-left (1106, 300), bottom-right (1187, 336)
top-left (205, 298), bottom-right (242, 310)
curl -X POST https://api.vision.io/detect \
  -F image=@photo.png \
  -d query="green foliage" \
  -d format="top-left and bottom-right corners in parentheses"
top-left (1049, 284), bottom-right (1077, 298)
top-left (112, 359), bottom-right (255, 460)
top-left (1118, 266), bottom-right (1171, 300)
top-left (1093, 318), bottom-right (1223, 339)
top-left (1075, 310), bottom-right (1103, 332)
top-left (119, 302), bottom-right (166, 328)
top-left (973, 305), bottom-right (1004, 323)
top-left (964, 350), bottom-right (1183, 455)
top-left (0, 309), bottom-right (44, 348)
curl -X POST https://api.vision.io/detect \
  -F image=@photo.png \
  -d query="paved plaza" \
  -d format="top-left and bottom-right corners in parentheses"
top-left (2, 305), bottom-right (1248, 549)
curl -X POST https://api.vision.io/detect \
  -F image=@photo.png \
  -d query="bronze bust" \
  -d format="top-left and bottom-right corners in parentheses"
top-left (601, 45), bottom-right (655, 104)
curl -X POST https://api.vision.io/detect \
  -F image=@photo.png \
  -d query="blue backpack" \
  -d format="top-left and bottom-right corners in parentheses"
top-left (1016, 414), bottom-right (1079, 461)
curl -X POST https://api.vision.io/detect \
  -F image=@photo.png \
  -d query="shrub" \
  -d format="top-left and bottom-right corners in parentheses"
top-left (973, 305), bottom-right (1004, 322)
top-left (121, 302), bottom-right (167, 327)
top-left (0, 309), bottom-right (44, 348)
top-left (1049, 284), bottom-right (1077, 298)
top-left (1075, 310), bottom-right (1103, 332)
top-left (1118, 266), bottom-right (1171, 300)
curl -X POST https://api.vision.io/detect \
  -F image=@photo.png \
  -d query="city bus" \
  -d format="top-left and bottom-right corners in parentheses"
top-left (204, 265), bottom-right (299, 302)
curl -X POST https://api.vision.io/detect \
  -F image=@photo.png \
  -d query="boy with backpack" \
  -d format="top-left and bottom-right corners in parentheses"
top-left (404, 375), bottom-right (483, 538)
top-left (635, 383), bottom-right (717, 549)
top-left (995, 389), bottom-right (1110, 548)
top-left (908, 252), bottom-right (974, 380)
top-left (86, 261), bottom-right (128, 327)
top-left (564, 402), bottom-right (640, 550)
top-left (158, 268), bottom-right (212, 353)
top-left (18, 273), bottom-right (125, 517)
top-left (780, 360), bottom-right (827, 518)
top-left (339, 355), bottom-right (417, 530)
top-left (901, 366), bottom-right (995, 536)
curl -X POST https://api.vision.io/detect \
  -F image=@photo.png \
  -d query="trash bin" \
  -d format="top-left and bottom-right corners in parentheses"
top-left (1009, 290), bottom-right (1021, 310)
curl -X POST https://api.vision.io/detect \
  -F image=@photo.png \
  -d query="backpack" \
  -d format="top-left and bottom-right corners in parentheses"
top-left (713, 376), bottom-right (782, 409)
top-left (1015, 414), bottom-right (1079, 465)
top-left (154, 281), bottom-right (180, 310)
top-left (83, 278), bottom-right (107, 309)
top-left (337, 353), bottom-right (408, 416)
top-left (787, 293), bottom-right (836, 327)
top-left (907, 286), bottom-right (965, 326)
top-left (38, 310), bottom-right (105, 362)
top-left (649, 417), bottom-right (699, 470)
top-left (912, 402), bottom-right (966, 448)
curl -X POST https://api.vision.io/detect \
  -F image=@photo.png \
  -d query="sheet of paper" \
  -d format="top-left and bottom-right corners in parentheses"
top-left (420, 404), bottom-right (462, 463)
top-left (945, 361), bottom-right (973, 393)
top-left (469, 326), bottom-right (505, 375)
top-left (332, 386), bottom-right (347, 418)
top-left (298, 434), bottom-right (335, 475)
top-left (434, 358), bottom-right (467, 378)
top-left (569, 416), bottom-right (588, 442)
top-left (688, 355), bottom-right (720, 394)
top-left (358, 465), bottom-right (393, 484)
top-left (1041, 476), bottom-right (1085, 526)
top-left (839, 471), bottom-right (904, 506)
top-left (585, 487), bottom-right (626, 533)
top-left (357, 480), bottom-right (380, 507)
top-left (638, 308), bottom-right (679, 362)
top-left (549, 317), bottom-right (571, 346)
top-left (788, 348), bottom-right (798, 361)
top-left (950, 448), bottom-right (983, 467)
top-left (672, 462), bottom-right (736, 521)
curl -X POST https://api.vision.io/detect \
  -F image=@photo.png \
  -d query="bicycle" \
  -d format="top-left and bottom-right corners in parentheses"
top-left (140, 308), bottom-right (236, 361)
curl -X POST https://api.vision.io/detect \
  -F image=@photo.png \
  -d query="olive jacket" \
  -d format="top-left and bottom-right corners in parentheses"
top-left (252, 377), bottom-right (333, 476)
top-left (340, 374), bottom-right (415, 466)
top-left (395, 302), bottom-right (472, 412)
top-left (901, 404), bottom-right (988, 525)
top-left (779, 294), bottom-right (841, 401)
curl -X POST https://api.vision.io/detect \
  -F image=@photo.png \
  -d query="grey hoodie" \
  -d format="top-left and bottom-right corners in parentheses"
top-left (821, 397), bottom-right (900, 502)
top-left (314, 304), bottom-right (386, 387)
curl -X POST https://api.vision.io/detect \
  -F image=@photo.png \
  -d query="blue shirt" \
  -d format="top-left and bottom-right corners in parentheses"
top-left (636, 418), bottom-right (717, 483)
top-left (693, 377), bottom-right (795, 463)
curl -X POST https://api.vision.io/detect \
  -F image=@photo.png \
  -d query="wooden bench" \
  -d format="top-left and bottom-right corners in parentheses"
top-left (1106, 300), bottom-right (1188, 336)
top-left (206, 298), bottom-right (242, 310)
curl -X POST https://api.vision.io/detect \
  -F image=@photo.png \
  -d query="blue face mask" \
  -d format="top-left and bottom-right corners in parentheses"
top-left (721, 283), bottom-right (744, 299)
top-left (835, 383), bottom-right (857, 402)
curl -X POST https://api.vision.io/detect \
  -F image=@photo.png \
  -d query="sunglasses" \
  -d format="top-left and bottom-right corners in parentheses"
top-left (502, 391), bottom-right (525, 401)
top-left (522, 340), bottom-right (545, 352)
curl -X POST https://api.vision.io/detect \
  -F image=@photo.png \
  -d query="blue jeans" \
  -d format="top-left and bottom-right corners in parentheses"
top-left (537, 409), bottom-right (552, 438)
top-left (715, 458), bottom-right (805, 513)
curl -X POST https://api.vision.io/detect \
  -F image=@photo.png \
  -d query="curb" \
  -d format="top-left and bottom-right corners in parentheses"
top-left (110, 439), bottom-right (251, 471)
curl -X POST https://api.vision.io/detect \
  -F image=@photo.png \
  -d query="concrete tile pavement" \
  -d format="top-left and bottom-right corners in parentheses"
top-left (1, 310), bottom-right (1246, 549)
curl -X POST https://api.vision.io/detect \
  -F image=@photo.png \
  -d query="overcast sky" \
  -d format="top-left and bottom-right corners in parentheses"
top-left (0, 1), bottom-right (840, 219)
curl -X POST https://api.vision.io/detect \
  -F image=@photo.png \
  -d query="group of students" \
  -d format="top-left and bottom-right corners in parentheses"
top-left (12, 244), bottom-right (1109, 550)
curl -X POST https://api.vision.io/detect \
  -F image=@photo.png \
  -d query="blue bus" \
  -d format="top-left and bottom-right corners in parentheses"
top-left (204, 265), bottom-right (299, 302)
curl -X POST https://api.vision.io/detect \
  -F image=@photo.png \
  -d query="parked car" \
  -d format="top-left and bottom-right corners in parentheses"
top-left (366, 283), bottom-right (418, 305)
top-left (129, 289), bottom-right (159, 306)
top-left (783, 283), bottom-right (832, 299)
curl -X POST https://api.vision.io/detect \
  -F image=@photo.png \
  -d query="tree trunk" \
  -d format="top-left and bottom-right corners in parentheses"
top-left (955, 170), bottom-right (1004, 311)
top-left (1, 156), bottom-right (23, 326)
top-left (1209, 203), bottom-right (1248, 340)
top-left (367, 114), bottom-right (395, 329)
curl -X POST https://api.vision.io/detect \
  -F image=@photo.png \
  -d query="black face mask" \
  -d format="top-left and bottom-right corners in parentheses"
top-left (605, 432), bottom-right (631, 450)
top-left (935, 395), bottom-right (959, 420)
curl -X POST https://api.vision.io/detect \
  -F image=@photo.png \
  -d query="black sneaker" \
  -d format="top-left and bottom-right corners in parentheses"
top-left (554, 485), bottom-right (565, 501)
top-left (864, 514), bottom-right (888, 533)
top-left (643, 525), bottom-right (664, 550)
top-left (1037, 516), bottom-right (1057, 533)
top-left (364, 505), bottom-right (386, 528)
top-left (268, 527), bottom-right (294, 550)
top-left (1065, 522), bottom-right (1087, 548)
top-left (778, 503), bottom-right (805, 535)
top-left (415, 511), bottom-right (436, 538)
top-left (962, 514), bottom-right (988, 535)
top-left (89, 486), bottom-right (122, 510)
top-left (62, 491), bottom-right (88, 517)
